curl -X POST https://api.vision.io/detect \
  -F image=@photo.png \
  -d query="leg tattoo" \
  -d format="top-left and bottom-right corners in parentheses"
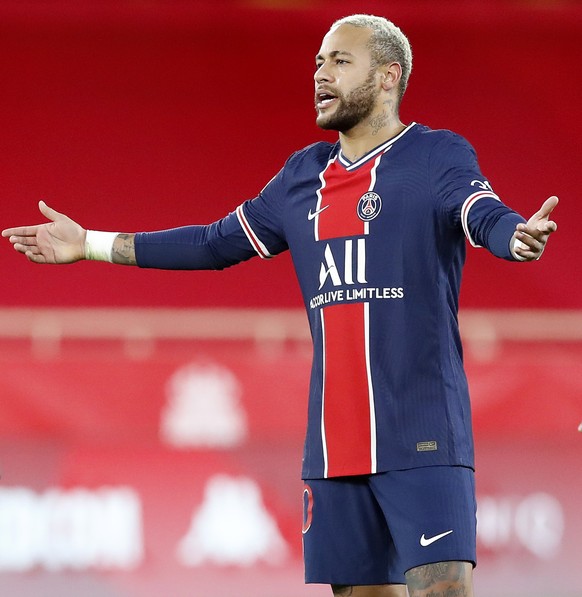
top-left (331, 585), bottom-right (354, 596)
top-left (406, 561), bottom-right (473, 597)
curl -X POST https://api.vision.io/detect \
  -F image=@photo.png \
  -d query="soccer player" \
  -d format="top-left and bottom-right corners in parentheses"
top-left (2, 14), bottom-right (557, 597)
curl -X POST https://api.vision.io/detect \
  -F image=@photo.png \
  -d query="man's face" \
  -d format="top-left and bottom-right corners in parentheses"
top-left (314, 24), bottom-right (380, 132)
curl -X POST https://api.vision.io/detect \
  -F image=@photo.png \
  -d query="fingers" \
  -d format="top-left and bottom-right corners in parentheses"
top-left (538, 195), bottom-right (559, 218)
top-left (1, 201), bottom-right (62, 239)
top-left (38, 200), bottom-right (65, 222)
top-left (2, 225), bottom-right (42, 238)
top-left (519, 195), bottom-right (559, 241)
top-left (7, 235), bottom-right (39, 247)
top-left (520, 218), bottom-right (558, 236)
top-left (9, 235), bottom-right (53, 264)
top-left (10, 238), bottom-right (39, 257)
top-left (513, 231), bottom-right (543, 260)
top-left (24, 249), bottom-right (48, 264)
top-left (526, 196), bottom-right (559, 230)
top-left (516, 220), bottom-right (556, 242)
top-left (8, 241), bottom-right (49, 264)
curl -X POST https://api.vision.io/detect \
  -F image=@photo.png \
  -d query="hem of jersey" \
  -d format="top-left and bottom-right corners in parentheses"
top-left (301, 462), bottom-right (476, 480)
top-left (338, 122), bottom-right (417, 171)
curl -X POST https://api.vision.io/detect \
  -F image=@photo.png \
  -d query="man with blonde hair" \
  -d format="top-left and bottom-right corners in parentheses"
top-left (3, 14), bottom-right (557, 597)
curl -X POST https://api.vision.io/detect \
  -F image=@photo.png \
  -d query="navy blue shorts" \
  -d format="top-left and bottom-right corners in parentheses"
top-left (302, 466), bottom-right (476, 586)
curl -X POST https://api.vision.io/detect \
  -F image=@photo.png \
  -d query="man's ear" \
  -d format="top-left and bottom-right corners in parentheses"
top-left (379, 61), bottom-right (402, 92)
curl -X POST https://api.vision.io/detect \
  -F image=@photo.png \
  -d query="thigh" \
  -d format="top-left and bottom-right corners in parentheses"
top-left (369, 466), bottom-right (477, 574)
top-left (302, 477), bottom-right (403, 586)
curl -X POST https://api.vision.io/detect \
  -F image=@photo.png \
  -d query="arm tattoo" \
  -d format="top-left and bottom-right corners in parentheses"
top-left (111, 233), bottom-right (137, 266)
top-left (406, 561), bottom-right (470, 597)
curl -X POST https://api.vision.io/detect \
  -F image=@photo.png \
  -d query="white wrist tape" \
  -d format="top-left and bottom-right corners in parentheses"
top-left (85, 230), bottom-right (118, 262)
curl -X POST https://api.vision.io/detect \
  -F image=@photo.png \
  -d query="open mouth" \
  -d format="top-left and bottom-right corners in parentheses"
top-left (316, 91), bottom-right (338, 110)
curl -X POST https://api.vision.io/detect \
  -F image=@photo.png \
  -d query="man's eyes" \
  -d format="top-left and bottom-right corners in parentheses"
top-left (315, 59), bottom-right (349, 69)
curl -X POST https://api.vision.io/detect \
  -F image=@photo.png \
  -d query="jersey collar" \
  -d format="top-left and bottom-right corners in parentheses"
top-left (338, 122), bottom-right (417, 171)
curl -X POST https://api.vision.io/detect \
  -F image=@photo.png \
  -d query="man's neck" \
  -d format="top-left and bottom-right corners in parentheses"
top-left (339, 113), bottom-right (406, 163)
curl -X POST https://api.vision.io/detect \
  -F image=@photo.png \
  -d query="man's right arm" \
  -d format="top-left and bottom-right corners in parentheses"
top-left (3, 200), bottom-right (281, 270)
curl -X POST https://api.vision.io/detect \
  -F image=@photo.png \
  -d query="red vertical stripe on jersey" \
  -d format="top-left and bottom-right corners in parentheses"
top-left (316, 159), bottom-right (376, 240)
top-left (322, 302), bottom-right (372, 477)
top-left (315, 156), bottom-right (382, 476)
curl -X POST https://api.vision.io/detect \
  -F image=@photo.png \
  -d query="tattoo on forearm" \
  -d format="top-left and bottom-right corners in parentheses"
top-left (406, 562), bottom-right (470, 597)
top-left (111, 233), bottom-right (137, 265)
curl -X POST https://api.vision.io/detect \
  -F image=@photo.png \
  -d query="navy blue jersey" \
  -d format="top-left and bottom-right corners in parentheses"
top-left (136, 123), bottom-right (525, 479)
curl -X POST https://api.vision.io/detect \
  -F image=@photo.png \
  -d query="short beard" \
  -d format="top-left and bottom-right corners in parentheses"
top-left (316, 69), bottom-right (379, 132)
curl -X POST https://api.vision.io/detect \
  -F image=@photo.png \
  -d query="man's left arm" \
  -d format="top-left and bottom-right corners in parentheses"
top-left (431, 132), bottom-right (559, 262)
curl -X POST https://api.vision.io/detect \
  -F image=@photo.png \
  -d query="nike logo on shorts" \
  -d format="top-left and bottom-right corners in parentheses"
top-left (420, 530), bottom-right (453, 547)
top-left (307, 205), bottom-right (330, 220)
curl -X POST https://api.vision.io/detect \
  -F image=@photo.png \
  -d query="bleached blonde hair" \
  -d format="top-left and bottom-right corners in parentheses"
top-left (331, 14), bottom-right (413, 105)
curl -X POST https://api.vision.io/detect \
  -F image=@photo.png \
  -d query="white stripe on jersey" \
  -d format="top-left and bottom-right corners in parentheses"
top-left (320, 308), bottom-right (329, 478)
top-left (461, 191), bottom-right (501, 247)
top-left (364, 302), bottom-right (377, 474)
top-left (236, 204), bottom-right (273, 259)
top-left (362, 152), bottom-right (387, 472)
top-left (313, 156), bottom-right (337, 242)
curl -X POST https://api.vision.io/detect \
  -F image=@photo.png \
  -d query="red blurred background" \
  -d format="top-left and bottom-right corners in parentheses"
top-left (0, 0), bottom-right (579, 310)
top-left (0, 2), bottom-right (580, 596)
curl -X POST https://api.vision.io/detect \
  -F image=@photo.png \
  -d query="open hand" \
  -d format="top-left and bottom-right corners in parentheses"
top-left (2, 201), bottom-right (86, 264)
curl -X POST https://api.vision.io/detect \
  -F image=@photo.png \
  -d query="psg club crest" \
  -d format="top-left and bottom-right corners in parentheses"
top-left (357, 192), bottom-right (382, 222)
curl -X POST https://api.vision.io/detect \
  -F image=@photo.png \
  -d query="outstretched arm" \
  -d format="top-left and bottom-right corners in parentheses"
top-left (2, 200), bottom-right (278, 270)
top-left (511, 195), bottom-right (558, 261)
top-left (2, 201), bottom-right (136, 265)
